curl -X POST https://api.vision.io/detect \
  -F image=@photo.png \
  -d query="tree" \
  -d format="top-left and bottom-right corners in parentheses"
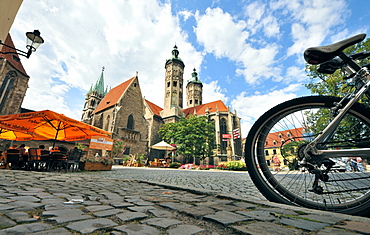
top-left (304, 38), bottom-right (370, 147)
top-left (158, 115), bottom-right (216, 163)
top-left (305, 38), bottom-right (370, 104)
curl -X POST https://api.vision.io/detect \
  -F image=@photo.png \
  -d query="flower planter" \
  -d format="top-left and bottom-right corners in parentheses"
top-left (79, 162), bottom-right (112, 171)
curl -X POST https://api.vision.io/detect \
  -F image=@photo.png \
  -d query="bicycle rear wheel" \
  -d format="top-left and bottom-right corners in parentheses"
top-left (245, 96), bottom-right (370, 215)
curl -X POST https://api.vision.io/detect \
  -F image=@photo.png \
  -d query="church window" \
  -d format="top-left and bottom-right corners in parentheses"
top-left (220, 118), bottom-right (227, 154)
top-left (173, 81), bottom-right (177, 87)
top-left (91, 99), bottom-right (95, 107)
top-left (273, 149), bottom-right (277, 154)
top-left (171, 91), bottom-right (177, 106)
top-left (127, 115), bottom-right (134, 130)
top-left (133, 83), bottom-right (137, 87)
top-left (167, 82), bottom-right (170, 87)
top-left (195, 99), bottom-right (198, 105)
top-left (180, 83), bottom-right (182, 88)
top-left (265, 150), bottom-right (269, 156)
top-left (190, 100), bottom-right (192, 104)
top-left (106, 115), bottom-right (110, 131)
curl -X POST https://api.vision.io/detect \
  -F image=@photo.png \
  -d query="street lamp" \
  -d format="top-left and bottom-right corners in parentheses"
top-left (0, 30), bottom-right (44, 59)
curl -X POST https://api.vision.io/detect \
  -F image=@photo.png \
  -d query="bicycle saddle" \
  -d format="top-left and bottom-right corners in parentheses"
top-left (304, 34), bottom-right (366, 65)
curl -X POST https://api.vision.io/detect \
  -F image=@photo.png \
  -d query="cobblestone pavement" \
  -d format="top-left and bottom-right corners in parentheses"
top-left (1, 169), bottom-right (370, 234)
top-left (77, 166), bottom-right (265, 201)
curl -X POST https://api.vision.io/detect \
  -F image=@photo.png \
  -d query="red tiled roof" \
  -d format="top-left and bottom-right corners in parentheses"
top-left (0, 33), bottom-right (28, 77)
top-left (93, 76), bottom-right (135, 113)
top-left (265, 127), bottom-right (304, 148)
top-left (183, 100), bottom-right (229, 117)
top-left (145, 99), bottom-right (163, 116)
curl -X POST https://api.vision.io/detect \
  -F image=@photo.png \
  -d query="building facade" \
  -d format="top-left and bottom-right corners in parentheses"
top-left (0, 34), bottom-right (30, 116)
top-left (83, 45), bottom-right (243, 162)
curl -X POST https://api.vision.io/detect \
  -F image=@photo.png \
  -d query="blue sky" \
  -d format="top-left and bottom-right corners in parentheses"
top-left (10, 0), bottom-right (370, 137)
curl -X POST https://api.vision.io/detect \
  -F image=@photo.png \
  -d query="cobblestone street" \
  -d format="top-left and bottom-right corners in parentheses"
top-left (76, 166), bottom-right (265, 201)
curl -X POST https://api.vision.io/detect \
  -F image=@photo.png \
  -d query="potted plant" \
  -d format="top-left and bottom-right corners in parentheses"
top-left (133, 154), bottom-right (145, 167)
top-left (79, 153), bottom-right (114, 171)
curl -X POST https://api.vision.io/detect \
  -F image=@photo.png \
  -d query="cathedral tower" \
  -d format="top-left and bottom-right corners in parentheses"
top-left (186, 68), bottom-right (203, 108)
top-left (160, 45), bottom-right (185, 123)
top-left (81, 67), bottom-right (107, 124)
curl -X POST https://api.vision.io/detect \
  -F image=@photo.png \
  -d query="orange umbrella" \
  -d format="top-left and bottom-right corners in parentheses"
top-left (0, 128), bottom-right (47, 141)
top-left (0, 110), bottom-right (111, 146)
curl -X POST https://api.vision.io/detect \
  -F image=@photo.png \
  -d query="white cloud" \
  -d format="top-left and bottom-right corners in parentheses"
top-left (194, 7), bottom-right (280, 84)
top-left (231, 84), bottom-right (300, 137)
top-left (10, 0), bottom-right (204, 118)
top-left (202, 80), bottom-right (228, 104)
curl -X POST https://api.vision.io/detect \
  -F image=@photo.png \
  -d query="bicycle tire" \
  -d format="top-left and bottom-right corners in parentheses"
top-left (245, 96), bottom-right (370, 216)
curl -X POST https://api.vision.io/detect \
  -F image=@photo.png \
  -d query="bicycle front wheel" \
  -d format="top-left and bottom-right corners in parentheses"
top-left (245, 96), bottom-right (370, 215)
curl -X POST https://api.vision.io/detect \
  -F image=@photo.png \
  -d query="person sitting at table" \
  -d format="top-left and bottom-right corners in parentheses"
top-left (18, 144), bottom-right (28, 169)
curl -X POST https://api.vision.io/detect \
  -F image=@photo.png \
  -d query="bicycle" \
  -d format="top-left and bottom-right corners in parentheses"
top-left (244, 34), bottom-right (370, 216)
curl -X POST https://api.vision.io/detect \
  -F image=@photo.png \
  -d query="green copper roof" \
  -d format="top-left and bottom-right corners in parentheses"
top-left (91, 66), bottom-right (107, 96)
top-left (165, 44), bottom-right (184, 68)
top-left (188, 68), bottom-right (202, 84)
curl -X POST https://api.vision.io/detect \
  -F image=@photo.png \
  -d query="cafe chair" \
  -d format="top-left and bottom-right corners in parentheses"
top-left (67, 148), bottom-right (82, 171)
top-left (6, 149), bottom-right (20, 169)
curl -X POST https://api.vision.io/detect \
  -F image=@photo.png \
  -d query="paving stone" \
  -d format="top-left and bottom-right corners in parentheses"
top-left (0, 199), bottom-right (14, 203)
top-left (110, 201), bottom-right (133, 208)
top-left (232, 221), bottom-right (300, 235)
top-left (47, 214), bottom-right (93, 223)
top-left (66, 218), bottom-right (118, 234)
top-left (142, 218), bottom-right (182, 228)
top-left (233, 201), bottom-right (257, 209)
top-left (0, 214), bottom-right (17, 227)
top-left (209, 203), bottom-right (241, 211)
top-left (235, 210), bottom-right (276, 221)
top-left (127, 206), bottom-right (157, 212)
top-left (133, 200), bottom-right (155, 206)
top-left (42, 208), bottom-right (84, 217)
top-left (93, 208), bottom-right (126, 217)
top-left (116, 212), bottom-right (148, 222)
top-left (179, 205), bottom-right (216, 218)
top-left (317, 227), bottom-right (360, 235)
top-left (149, 209), bottom-right (173, 218)
top-left (167, 224), bottom-right (205, 235)
top-left (114, 224), bottom-right (160, 235)
top-left (0, 222), bottom-right (53, 234)
top-left (279, 217), bottom-right (330, 231)
top-left (84, 205), bottom-right (114, 212)
top-left (7, 195), bottom-right (41, 202)
top-left (298, 214), bottom-right (343, 225)
top-left (4, 211), bottom-right (37, 223)
top-left (204, 211), bottom-right (251, 225)
top-left (7, 201), bottom-right (43, 209)
top-left (334, 220), bottom-right (370, 234)
top-left (31, 228), bottom-right (73, 235)
top-left (159, 202), bottom-right (192, 210)
top-left (0, 204), bottom-right (15, 211)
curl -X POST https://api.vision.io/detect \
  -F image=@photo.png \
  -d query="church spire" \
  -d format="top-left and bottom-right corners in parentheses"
top-left (92, 66), bottom-right (106, 96)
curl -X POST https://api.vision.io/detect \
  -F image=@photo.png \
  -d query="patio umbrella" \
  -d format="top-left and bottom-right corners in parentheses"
top-left (0, 110), bottom-right (111, 146)
top-left (151, 140), bottom-right (176, 162)
top-left (0, 127), bottom-right (47, 141)
top-left (151, 140), bottom-right (176, 151)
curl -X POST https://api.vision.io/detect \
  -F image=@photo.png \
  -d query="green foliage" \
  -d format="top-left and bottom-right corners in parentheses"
top-left (74, 143), bottom-right (87, 151)
top-left (112, 138), bottom-right (125, 156)
top-left (158, 115), bottom-right (216, 161)
top-left (304, 38), bottom-right (370, 105)
top-left (169, 162), bottom-right (182, 168)
top-left (225, 161), bottom-right (247, 171)
top-left (304, 38), bottom-right (370, 144)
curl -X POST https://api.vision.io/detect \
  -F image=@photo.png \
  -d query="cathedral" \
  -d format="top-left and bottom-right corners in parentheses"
top-left (81, 45), bottom-right (242, 164)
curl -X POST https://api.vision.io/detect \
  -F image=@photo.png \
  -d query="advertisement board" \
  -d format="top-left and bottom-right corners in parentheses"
top-left (90, 136), bottom-right (114, 150)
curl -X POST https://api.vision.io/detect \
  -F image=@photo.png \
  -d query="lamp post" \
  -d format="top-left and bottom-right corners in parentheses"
top-left (0, 30), bottom-right (44, 59)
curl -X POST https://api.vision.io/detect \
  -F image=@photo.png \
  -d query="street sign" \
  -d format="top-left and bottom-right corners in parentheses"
top-left (222, 134), bottom-right (232, 138)
top-left (233, 128), bottom-right (240, 139)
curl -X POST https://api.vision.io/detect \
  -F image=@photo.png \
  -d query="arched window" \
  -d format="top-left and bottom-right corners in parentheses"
top-left (127, 115), bottom-right (134, 130)
top-left (220, 118), bottom-right (227, 154)
top-left (105, 115), bottom-right (110, 131)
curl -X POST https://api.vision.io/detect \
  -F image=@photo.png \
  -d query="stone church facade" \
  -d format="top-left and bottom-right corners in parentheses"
top-left (82, 46), bottom-right (242, 163)
top-left (0, 34), bottom-right (30, 116)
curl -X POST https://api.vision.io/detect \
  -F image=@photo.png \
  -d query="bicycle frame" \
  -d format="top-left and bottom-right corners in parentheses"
top-left (305, 56), bottom-right (370, 159)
